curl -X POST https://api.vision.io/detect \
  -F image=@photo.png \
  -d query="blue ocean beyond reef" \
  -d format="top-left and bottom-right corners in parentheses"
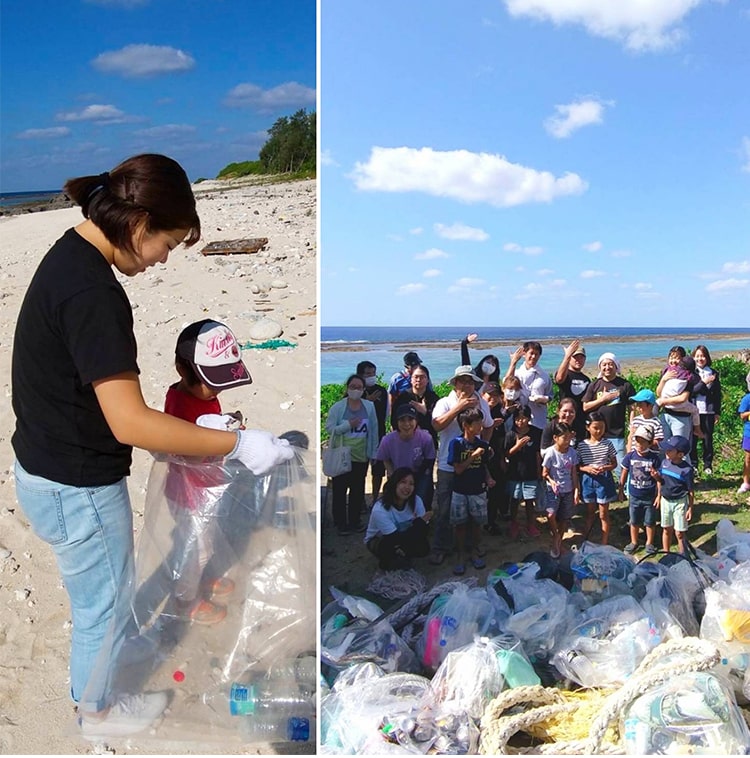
top-left (320, 326), bottom-right (750, 385)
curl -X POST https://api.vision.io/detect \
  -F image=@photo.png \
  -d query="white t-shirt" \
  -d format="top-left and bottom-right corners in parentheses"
top-left (515, 363), bottom-right (553, 430)
top-left (432, 390), bottom-right (493, 472)
top-left (364, 495), bottom-right (425, 542)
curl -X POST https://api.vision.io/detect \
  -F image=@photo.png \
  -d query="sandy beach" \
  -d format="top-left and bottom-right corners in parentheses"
top-left (0, 177), bottom-right (317, 754)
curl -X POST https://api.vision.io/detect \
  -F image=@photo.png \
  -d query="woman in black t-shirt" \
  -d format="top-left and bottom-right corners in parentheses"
top-left (11, 154), bottom-right (293, 739)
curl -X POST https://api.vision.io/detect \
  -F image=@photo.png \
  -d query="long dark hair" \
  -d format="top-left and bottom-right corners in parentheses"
top-left (64, 153), bottom-right (201, 257)
top-left (474, 354), bottom-right (500, 383)
top-left (380, 467), bottom-right (416, 511)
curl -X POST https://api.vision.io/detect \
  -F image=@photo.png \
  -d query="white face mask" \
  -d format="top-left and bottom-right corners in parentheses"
top-left (504, 389), bottom-right (519, 401)
top-left (347, 388), bottom-right (363, 400)
top-left (364, 376), bottom-right (377, 387)
top-left (482, 361), bottom-right (496, 376)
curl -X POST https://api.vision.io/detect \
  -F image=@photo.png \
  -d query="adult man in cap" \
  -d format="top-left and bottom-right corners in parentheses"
top-left (554, 339), bottom-right (591, 442)
top-left (388, 351), bottom-right (423, 427)
top-left (429, 366), bottom-right (494, 565)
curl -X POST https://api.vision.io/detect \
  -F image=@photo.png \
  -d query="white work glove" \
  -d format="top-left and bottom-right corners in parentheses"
top-left (227, 429), bottom-right (294, 476)
top-left (196, 413), bottom-right (239, 431)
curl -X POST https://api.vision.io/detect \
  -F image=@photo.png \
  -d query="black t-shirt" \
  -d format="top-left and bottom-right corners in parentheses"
top-left (582, 377), bottom-right (635, 438)
top-left (556, 369), bottom-right (591, 438)
top-left (504, 426), bottom-right (542, 481)
top-left (12, 228), bottom-right (139, 486)
top-left (363, 383), bottom-right (388, 440)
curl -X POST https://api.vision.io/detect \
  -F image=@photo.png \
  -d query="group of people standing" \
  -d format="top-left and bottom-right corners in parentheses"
top-left (325, 334), bottom-right (729, 573)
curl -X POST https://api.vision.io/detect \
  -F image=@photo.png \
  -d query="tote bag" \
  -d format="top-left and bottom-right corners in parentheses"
top-left (322, 435), bottom-right (352, 478)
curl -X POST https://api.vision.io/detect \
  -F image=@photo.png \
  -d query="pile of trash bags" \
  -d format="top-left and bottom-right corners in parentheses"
top-left (321, 522), bottom-right (750, 755)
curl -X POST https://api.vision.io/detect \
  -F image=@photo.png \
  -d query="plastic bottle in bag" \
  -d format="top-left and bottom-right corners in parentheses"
top-left (240, 712), bottom-right (314, 743)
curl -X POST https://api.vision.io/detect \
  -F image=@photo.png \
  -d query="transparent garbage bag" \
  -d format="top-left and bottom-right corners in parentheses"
top-left (429, 633), bottom-right (539, 720)
top-left (716, 519), bottom-right (750, 564)
top-left (81, 446), bottom-right (316, 747)
top-left (620, 671), bottom-right (750, 754)
top-left (641, 571), bottom-right (700, 638)
top-left (551, 595), bottom-right (661, 688)
top-left (569, 541), bottom-right (636, 600)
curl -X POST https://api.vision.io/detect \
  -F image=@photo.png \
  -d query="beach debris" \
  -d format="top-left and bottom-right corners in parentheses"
top-left (240, 338), bottom-right (296, 350)
top-left (270, 279), bottom-right (288, 289)
top-left (200, 238), bottom-right (268, 256)
top-left (280, 401), bottom-right (294, 411)
top-left (246, 318), bottom-right (283, 341)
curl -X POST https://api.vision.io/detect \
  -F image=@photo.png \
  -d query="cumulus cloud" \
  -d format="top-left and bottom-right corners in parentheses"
top-left (741, 137), bottom-right (750, 173)
top-left (722, 260), bottom-right (750, 274)
top-left (434, 222), bottom-right (489, 241)
top-left (321, 149), bottom-right (338, 167)
top-left (447, 277), bottom-right (486, 294)
top-left (224, 82), bottom-right (315, 112)
top-left (611, 249), bottom-right (632, 258)
top-left (706, 278), bottom-right (749, 292)
top-left (537, 268), bottom-right (554, 276)
top-left (351, 146), bottom-right (587, 207)
top-left (410, 227), bottom-right (424, 235)
top-left (16, 127), bottom-right (71, 139)
top-left (582, 240), bottom-right (602, 252)
top-left (55, 104), bottom-right (134, 124)
top-left (92, 44), bottom-right (195, 77)
top-left (423, 269), bottom-right (442, 278)
top-left (133, 124), bottom-right (196, 138)
top-left (581, 269), bottom-right (605, 278)
top-left (415, 247), bottom-right (449, 260)
top-left (504, 242), bottom-right (544, 255)
top-left (398, 282), bottom-right (427, 295)
top-left (545, 98), bottom-right (611, 138)
top-left (503, 0), bottom-right (704, 51)
top-left (515, 278), bottom-right (567, 300)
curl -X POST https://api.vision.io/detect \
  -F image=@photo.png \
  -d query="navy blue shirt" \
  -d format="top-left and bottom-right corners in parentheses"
top-left (660, 457), bottom-right (694, 500)
top-left (448, 435), bottom-right (491, 495)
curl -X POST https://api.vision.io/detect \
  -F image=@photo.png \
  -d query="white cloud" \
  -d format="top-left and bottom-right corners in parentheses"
top-left (580, 269), bottom-right (605, 278)
top-left (634, 282), bottom-right (653, 290)
top-left (133, 124), bottom-right (196, 138)
top-left (321, 149), bottom-right (338, 167)
top-left (515, 278), bottom-right (568, 300)
top-left (224, 82), bottom-right (315, 112)
top-left (434, 222), bottom-right (489, 241)
top-left (16, 127), bottom-right (70, 139)
top-left (583, 240), bottom-right (602, 252)
top-left (706, 278), bottom-right (749, 292)
top-left (504, 242), bottom-right (544, 255)
top-left (741, 137), bottom-right (750, 173)
top-left (537, 268), bottom-right (554, 276)
top-left (410, 227), bottom-right (424, 235)
top-left (611, 249), bottom-right (632, 258)
top-left (397, 282), bottom-right (427, 295)
top-left (722, 260), bottom-right (750, 274)
top-left (415, 247), bottom-right (449, 260)
top-left (545, 98), bottom-right (611, 138)
top-left (351, 146), bottom-right (587, 207)
top-left (447, 277), bottom-right (486, 293)
top-left (503, 0), bottom-right (705, 52)
top-left (92, 44), bottom-right (195, 77)
top-left (55, 104), bottom-right (134, 123)
top-left (423, 269), bottom-right (442, 278)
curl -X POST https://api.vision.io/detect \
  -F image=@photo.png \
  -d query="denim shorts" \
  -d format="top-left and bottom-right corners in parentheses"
top-left (508, 480), bottom-right (538, 501)
top-left (450, 491), bottom-right (488, 526)
top-left (743, 434), bottom-right (750, 453)
top-left (629, 495), bottom-right (657, 526)
top-left (581, 473), bottom-right (617, 504)
top-left (544, 488), bottom-right (575, 520)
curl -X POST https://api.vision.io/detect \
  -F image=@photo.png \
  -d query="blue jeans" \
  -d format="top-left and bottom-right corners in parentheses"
top-left (14, 461), bottom-right (134, 712)
top-left (606, 435), bottom-right (626, 481)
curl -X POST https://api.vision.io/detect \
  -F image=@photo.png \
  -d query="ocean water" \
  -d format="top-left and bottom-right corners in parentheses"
top-left (0, 190), bottom-right (62, 208)
top-left (320, 326), bottom-right (750, 385)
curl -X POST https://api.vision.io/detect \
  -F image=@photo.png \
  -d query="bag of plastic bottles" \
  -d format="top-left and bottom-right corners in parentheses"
top-left (81, 446), bottom-right (316, 746)
top-left (569, 541), bottom-right (636, 601)
top-left (620, 671), bottom-right (750, 754)
top-left (716, 519), bottom-right (750, 564)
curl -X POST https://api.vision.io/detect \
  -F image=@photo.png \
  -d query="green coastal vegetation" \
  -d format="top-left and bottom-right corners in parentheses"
top-left (201, 109), bottom-right (316, 183)
top-left (321, 356), bottom-right (750, 546)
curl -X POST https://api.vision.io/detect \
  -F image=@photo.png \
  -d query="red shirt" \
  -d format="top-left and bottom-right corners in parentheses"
top-left (164, 383), bottom-right (224, 510)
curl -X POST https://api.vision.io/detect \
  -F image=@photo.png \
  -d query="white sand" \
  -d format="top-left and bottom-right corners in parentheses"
top-left (0, 178), bottom-right (317, 754)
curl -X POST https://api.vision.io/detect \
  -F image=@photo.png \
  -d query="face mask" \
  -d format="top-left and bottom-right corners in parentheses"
top-left (347, 389), bottom-right (363, 400)
top-left (482, 361), bottom-right (495, 376)
top-left (504, 389), bottom-right (519, 401)
top-left (364, 376), bottom-right (377, 387)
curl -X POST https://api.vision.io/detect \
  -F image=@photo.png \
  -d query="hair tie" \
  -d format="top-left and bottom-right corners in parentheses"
top-left (87, 171), bottom-right (110, 201)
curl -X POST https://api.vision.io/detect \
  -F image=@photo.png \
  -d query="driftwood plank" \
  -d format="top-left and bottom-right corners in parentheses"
top-left (201, 238), bottom-right (268, 256)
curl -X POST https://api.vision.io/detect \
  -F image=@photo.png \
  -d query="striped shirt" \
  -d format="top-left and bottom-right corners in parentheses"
top-left (629, 415), bottom-right (664, 444)
top-left (577, 438), bottom-right (617, 468)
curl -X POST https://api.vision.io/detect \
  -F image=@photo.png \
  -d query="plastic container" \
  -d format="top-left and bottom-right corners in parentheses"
top-left (229, 679), bottom-right (313, 716)
top-left (240, 713), bottom-right (314, 743)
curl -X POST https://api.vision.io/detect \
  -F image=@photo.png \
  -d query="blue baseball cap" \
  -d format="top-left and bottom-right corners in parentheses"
top-left (631, 389), bottom-right (656, 404)
top-left (660, 435), bottom-right (690, 454)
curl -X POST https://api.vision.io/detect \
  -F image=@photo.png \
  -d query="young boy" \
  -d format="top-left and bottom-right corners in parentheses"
top-left (738, 370), bottom-right (750, 494)
top-left (164, 319), bottom-right (252, 624)
top-left (658, 435), bottom-right (695, 555)
top-left (627, 388), bottom-right (664, 452)
top-left (447, 407), bottom-right (495, 575)
top-left (620, 426), bottom-right (662, 555)
top-left (505, 341), bottom-right (553, 431)
top-left (577, 412), bottom-right (617, 545)
top-left (504, 405), bottom-right (542, 540)
top-left (541, 421), bottom-right (580, 558)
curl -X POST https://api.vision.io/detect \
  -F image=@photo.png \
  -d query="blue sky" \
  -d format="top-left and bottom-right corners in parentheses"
top-left (0, 0), bottom-right (315, 192)
top-left (320, 0), bottom-right (750, 329)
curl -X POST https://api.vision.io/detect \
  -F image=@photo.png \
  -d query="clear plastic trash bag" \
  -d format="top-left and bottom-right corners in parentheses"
top-left (569, 541), bottom-right (636, 600)
top-left (620, 671), bottom-right (750, 754)
top-left (716, 519), bottom-right (750, 564)
top-left (552, 595), bottom-right (661, 688)
top-left (81, 446), bottom-right (316, 746)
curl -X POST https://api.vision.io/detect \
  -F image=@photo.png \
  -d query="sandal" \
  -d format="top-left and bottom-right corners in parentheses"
top-left (203, 577), bottom-right (235, 599)
top-left (472, 557), bottom-right (486, 570)
top-left (188, 599), bottom-right (227, 625)
top-left (453, 563), bottom-right (466, 576)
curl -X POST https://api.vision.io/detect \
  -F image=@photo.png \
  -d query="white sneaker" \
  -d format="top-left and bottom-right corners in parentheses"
top-left (80, 691), bottom-right (168, 741)
top-left (738, 483), bottom-right (750, 494)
